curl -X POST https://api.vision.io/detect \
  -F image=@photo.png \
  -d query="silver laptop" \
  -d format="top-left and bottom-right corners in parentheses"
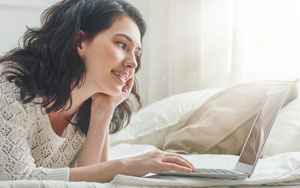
top-left (155, 86), bottom-right (289, 180)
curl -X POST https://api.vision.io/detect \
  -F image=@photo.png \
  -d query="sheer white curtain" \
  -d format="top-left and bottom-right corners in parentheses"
top-left (1, 0), bottom-right (299, 107)
top-left (231, 0), bottom-right (300, 82)
top-left (129, 0), bottom-right (300, 106)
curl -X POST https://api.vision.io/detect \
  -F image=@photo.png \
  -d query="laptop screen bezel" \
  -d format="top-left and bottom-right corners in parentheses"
top-left (234, 86), bottom-right (288, 175)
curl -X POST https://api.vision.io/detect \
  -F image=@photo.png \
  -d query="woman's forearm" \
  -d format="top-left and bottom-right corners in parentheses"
top-left (77, 106), bottom-right (113, 167)
top-left (99, 132), bottom-right (109, 162)
top-left (69, 159), bottom-right (125, 182)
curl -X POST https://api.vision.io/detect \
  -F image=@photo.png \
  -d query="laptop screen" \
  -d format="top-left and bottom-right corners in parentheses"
top-left (238, 91), bottom-right (286, 165)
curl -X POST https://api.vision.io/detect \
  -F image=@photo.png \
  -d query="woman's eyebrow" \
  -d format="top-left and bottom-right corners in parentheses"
top-left (115, 33), bottom-right (142, 52)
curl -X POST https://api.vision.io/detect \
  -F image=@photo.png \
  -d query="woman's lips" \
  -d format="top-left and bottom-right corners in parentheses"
top-left (111, 70), bottom-right (128, 83)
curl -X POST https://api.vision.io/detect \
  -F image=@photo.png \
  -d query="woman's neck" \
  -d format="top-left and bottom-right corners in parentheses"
top-left (47, 75), bottom-right (99, 117)
top-left (46, 76), bottom-right (98, 136)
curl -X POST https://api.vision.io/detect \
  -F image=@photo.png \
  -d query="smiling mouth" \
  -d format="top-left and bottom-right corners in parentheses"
top-left (111, 70), bottom-right (126, 83)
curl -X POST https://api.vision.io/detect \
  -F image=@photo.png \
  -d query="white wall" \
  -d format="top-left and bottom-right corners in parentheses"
top-left (0, 0), bottom-right (59, 55)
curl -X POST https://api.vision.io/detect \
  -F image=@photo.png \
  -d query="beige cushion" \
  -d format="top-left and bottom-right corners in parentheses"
top-left (109, 88), bottom-right (223, 148)
top-left (162, 80), bottom-right (298, 155)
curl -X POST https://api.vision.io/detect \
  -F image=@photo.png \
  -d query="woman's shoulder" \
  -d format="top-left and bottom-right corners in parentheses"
top-left (0, 61), bottom-right (20, 78)
top-left (0, 61), bottom-right (46, 117)
top-left (0, 63), bottom-right (21, 96)
top-left (0, 62), bottom-right (32, 114)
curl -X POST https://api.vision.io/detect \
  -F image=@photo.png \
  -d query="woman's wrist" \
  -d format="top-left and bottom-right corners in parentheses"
top-left (91, 98), bottom-right (114, 111)
top-left (90, 99), bottom-right (114, 120)
top-left (69, 159), bottom-right (126, 182)
top-left (116, 158), bottom-right (128, 175)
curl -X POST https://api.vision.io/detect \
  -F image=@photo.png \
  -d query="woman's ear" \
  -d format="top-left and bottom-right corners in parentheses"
top-left (75, 30), bottom-right (86, 57)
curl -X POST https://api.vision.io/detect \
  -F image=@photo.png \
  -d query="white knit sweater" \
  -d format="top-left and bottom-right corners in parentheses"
top-left (0, 67), bottom-right (86, 181)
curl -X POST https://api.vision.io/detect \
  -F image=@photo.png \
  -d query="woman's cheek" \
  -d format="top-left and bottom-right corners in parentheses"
top-left (107, 46), bottom-right (124, 62)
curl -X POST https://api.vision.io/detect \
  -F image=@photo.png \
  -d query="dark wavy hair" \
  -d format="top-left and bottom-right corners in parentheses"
top-left (0, 0), bottom-right (146, 134)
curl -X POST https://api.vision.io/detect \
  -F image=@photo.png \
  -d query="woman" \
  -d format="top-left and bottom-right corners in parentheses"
top-left (0, 0), bottom-right (196, 182)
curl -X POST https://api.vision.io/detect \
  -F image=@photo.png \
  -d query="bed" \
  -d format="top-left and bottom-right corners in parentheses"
top-left (1, 80), bottom-right (300, 188)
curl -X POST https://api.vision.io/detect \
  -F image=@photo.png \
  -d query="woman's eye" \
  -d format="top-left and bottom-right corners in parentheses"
top-left (117, 42), bottom-right (126, 49)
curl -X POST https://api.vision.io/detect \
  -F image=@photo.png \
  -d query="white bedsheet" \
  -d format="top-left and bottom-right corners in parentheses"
top-left (110, 144), bottom-right (300, 187)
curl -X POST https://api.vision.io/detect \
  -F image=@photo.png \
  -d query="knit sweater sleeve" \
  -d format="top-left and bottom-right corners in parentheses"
top-left (0, 78), bottom-right (69, 181)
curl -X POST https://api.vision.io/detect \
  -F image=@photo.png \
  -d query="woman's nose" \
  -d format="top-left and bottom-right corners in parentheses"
top-left (124, 53), bottom-right (137, 69)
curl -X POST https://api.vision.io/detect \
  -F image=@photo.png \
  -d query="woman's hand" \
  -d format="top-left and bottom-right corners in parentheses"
top-left (71, 149), bottom-right (196, 182)
top-left (91, 77), bottom-right (134, 111)
top-left (120, 149), bottom-right (197, 177)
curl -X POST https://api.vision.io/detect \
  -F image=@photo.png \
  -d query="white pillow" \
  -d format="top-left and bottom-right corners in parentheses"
top-left (109, 88), bottom-right (223, 148)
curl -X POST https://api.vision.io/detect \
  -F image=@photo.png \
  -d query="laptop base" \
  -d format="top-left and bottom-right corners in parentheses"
top-left (155, 169), bottom-right (249, 180)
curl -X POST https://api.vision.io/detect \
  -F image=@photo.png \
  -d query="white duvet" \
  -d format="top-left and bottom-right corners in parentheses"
top-left (110, 143), bottom-right (300, 187)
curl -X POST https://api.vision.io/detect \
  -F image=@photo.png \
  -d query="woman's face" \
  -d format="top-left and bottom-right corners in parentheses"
top-left (78, 16), bottom-right (142, 96)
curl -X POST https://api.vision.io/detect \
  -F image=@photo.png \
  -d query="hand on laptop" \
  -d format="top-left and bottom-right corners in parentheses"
top-left (118, 149), bottom-right (197, 177)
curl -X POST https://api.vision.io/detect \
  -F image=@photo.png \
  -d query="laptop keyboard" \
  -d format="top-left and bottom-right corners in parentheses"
top-left (194, 169), bottom-right (239, 174)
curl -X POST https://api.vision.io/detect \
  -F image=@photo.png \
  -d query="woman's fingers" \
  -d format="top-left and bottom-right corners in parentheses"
top-left (162, 156), bottom-right (196, 171)
top-left (122, 77), bottom-right (134, 93)
top-left (122, 149), bottom-right (197, 177)
top-left (163, 153), bottom-right (195, 170)
top-left (126, 76), bottom-right (134, 88)
top-left (159, 162), bottom-right (194, 173)
top-left (149, 150), bottom-right (196, 173)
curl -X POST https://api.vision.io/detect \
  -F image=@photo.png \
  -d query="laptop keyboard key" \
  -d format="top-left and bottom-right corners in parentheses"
top-left (195, 169), bottom-right (238, 174)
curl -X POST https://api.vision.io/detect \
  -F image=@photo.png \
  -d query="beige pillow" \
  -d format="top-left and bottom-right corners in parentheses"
top-left (162, 80), bottom-right (298, 155)
top-left (109, 88), bottom-right (222, 148)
